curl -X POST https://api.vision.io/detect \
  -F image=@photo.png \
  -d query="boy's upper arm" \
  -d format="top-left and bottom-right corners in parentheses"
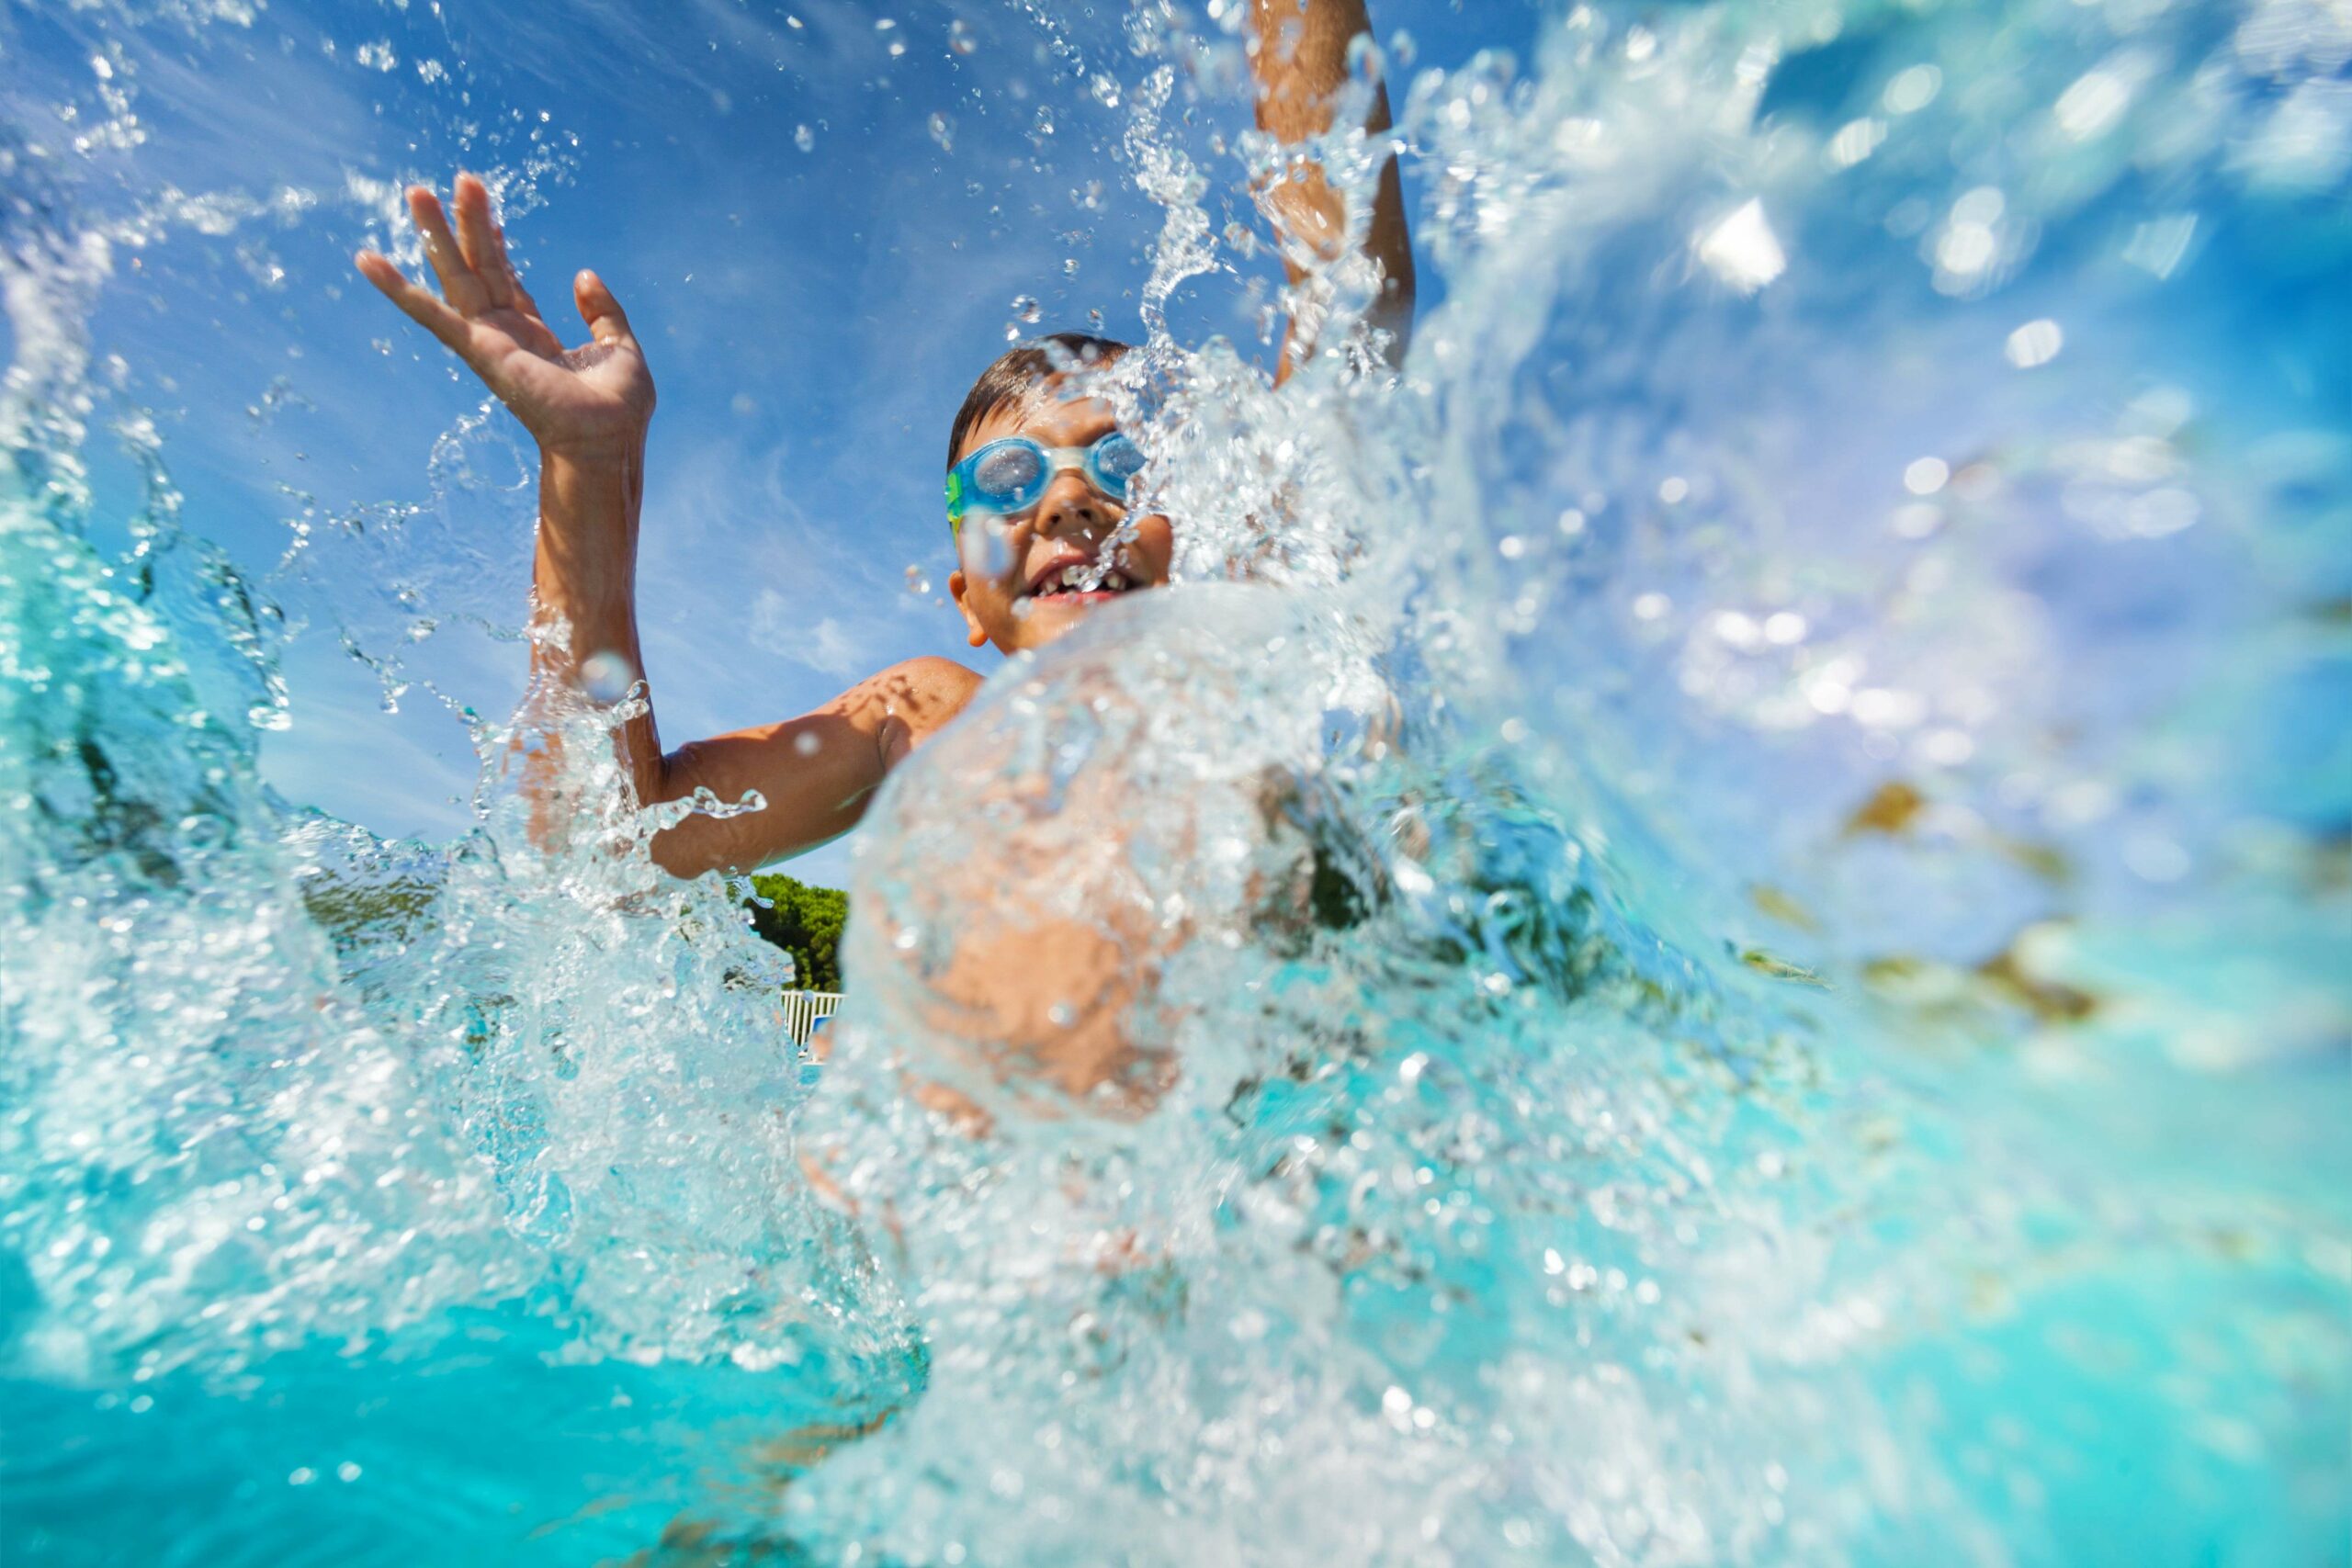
top-left (650, 656), bottom-right (982, 877)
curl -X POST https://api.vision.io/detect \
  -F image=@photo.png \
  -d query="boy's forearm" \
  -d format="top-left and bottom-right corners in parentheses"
top-left (1250, 0), bottom-right (1415, 363)
top-left (1251, 0), bottom-right (1381, 144)
top-left (526, 450), bottom-right (955, 880)
top-left (527, 446), bottom-right (667, 812)
top-left (536, 447), bottom-right (643, 611)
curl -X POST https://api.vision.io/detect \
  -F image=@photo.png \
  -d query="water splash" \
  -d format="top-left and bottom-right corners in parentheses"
top-left (786, 1), bottom-right (2352, 1559)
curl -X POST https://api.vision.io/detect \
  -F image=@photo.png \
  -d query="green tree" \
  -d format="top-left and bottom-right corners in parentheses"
top-left (741, 872), bottom-right (849, 993)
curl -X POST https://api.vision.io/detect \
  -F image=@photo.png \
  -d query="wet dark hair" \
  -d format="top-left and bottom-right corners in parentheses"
top-left (946, 332), bottom-right (1131, 470)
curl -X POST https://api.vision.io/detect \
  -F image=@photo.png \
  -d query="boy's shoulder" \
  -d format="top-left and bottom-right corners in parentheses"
top-left (872, 655), bottom-right (985, 700)
top-left (850, 655), bottom-right (987, 757)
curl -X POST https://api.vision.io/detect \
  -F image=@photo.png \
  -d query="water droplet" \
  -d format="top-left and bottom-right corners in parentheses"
top-left (1090, 73), bottom-right (1120, 108)
top-left (2005, 319), bottom-right (2064, 368)
top-left (959, 515), bottom-right (1014, 580)
top-left (1695, 199), bottom-right (1786, 294)
top-left (794, 123), bottom-right (815, 152)
top-left (1011, 295), bottom-right (1042, 324)
top-left (2055, 67), bottom-right (2132, 141)
top-left (1826, 118), bottom-right (1887, 169)
top-left (1883, 63), bottom-right (1942, 115)
top-left (928, 111), bottom-right (955, 152)
top-left (580, 650), bottom-right (635, 704)
top-left (948, 18), bottom-right (977, 55)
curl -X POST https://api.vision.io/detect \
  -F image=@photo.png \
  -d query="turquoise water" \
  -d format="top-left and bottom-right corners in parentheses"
top-left (4, 1), bottom-right (2348, 1563)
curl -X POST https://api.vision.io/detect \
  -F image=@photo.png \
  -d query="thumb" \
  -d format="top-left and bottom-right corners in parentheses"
top-left (573, 269), bottom-right (636, 345)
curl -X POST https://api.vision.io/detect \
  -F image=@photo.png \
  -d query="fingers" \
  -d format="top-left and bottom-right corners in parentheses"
top-left (572, 269), bottom-right (636, 346)
top-left (451, 173), bottom-right (524, 311)
top-left (353, 249), bottom-right (475, 358)
top-left (405, 185), bottom-right (492, 316)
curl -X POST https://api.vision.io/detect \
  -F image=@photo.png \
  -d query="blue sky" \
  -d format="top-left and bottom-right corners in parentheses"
top-left (16, 0), bottom-right (1540, 886)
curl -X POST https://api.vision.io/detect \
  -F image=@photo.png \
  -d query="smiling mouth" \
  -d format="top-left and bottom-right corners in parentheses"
top-left (1026, 561), bottom-right (1138, 602)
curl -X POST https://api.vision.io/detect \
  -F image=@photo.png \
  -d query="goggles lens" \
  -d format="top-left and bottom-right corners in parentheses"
top-left (975, 442), bottom-right (1044, 497)
top-left (1092, 432), bottom-right (1145, 489)
top-left (947, 431), bottom-right (1144, 530)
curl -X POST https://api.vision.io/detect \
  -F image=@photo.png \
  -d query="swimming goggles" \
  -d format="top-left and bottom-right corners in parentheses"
top-left (945, 431), bottom-right (1147, 532)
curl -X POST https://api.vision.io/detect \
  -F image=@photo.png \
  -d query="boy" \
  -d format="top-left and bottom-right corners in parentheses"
top-left (354, 0), bottom-right (1412, 883)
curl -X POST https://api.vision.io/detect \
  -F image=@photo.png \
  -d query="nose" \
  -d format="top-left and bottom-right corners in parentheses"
top-left (1031, 468), bottom-right (1113, 542)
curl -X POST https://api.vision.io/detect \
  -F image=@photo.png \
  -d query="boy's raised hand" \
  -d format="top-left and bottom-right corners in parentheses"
top-left (355, 173), bottom-right (653, 462)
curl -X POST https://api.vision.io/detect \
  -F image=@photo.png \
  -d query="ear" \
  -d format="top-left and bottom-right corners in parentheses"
top-left (947, 570), bottom-right (989, 649)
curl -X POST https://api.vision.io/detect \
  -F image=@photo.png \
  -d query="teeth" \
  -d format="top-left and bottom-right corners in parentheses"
top-left (1035, 562), bottom-right (1134, 595)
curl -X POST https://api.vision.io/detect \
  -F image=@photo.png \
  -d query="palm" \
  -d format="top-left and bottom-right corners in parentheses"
top-left (356, 174), bottom-right (654, 460)
top-left (470, 300), bottom-right (650, 452)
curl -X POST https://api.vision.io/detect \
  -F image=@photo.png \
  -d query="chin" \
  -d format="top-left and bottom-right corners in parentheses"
top-left (1007, 587), bottom-right (1147, 649)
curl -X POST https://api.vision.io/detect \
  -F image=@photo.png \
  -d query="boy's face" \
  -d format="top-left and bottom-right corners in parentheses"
top-left (947, 378), bottom-right (1173, 656)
